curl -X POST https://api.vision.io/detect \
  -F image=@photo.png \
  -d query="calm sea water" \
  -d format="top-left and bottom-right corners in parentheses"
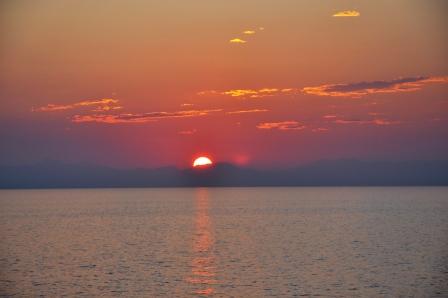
top-left (0, 187), bottom-right (447, 297)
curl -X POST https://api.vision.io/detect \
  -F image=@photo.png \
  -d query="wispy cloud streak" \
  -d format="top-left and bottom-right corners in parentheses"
top-left (312, 128), bottom-right (329, 133)
top-left (199, 76), bottom-right (448, 100)
top-left (199, 88), bottom-right (298, 99)
top-left (303, 76), bottom-right (448, 98)
top-left (226, 109), bottom-right (269, 115)
top-left (333, 118), bottom-right (401, 126)
top-left (33, 99), bottom-right (122, 112)
top-left (257, 121), bottom-right (305, 131)
top-left (71, 109), bottom-right (222, 124)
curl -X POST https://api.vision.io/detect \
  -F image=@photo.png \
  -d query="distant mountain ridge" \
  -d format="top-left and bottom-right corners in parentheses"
top-left (1, 159), bottom-right (447, 188)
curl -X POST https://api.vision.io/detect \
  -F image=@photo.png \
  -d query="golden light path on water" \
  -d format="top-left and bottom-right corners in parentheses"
top-left (186, 188), bottom-right (217, 295)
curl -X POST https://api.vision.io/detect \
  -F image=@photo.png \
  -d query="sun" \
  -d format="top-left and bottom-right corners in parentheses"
top-left (193, 156), bottom-right (213, 167)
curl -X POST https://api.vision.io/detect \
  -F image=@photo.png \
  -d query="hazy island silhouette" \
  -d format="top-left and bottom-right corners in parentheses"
top-left (1, 159), bottom-right (447, 188)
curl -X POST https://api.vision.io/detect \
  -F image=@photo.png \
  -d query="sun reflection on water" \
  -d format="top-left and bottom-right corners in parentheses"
top-left (186, 188), bottom-right (217, 295)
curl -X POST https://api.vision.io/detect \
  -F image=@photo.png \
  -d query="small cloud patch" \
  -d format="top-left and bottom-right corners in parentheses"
top-left (229, 38), bottom-right (247, 44)
top-left (333, 10), bottom-right (360, 17)
top-left (230, 27), bottom-right (264, 44)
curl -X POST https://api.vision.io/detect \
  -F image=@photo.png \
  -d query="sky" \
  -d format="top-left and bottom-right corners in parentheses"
top-left (1, 0), bottom-right (447, 168)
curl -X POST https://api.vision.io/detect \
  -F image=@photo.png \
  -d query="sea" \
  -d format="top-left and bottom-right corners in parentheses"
top-left (0, 187), bottom-right (447, 297)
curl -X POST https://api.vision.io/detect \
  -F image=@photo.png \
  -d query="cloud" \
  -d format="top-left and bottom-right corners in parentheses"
top-left (71, 109), bottom-right (222, 124)
top-left (33, 104), bottom-right (73, 112)
top-left (76, 99), bottom-right (119, 107)
top-left (224, 88), bottom-right (297, 98)
top-left (312, 128), bottom-right (329, 132)
top-left (143, 109), bottom-right (222, 119)
top-left (224, 89), bottom-right (260, 97)
top-left (92, 105), bottom-right (123, 112)
top-left (321, 114), bottom-right (400, 126)
top-left (333, 10), bottom-right (360, 17)
top-left (71, 114), bottom-right (148, 124)
top-left (230, 27), bottom-right (264, 44)
top-left (371, 119), bottom-right (401, 126)
top-left (229, 38), bottom-right (247, 44)
top-left (178, 129), bottom-right (197, 135)
top-left (257, 121), bottom-right (306, 131)
top-left (302, 76), bottom-right (448, 98)
top-left (199, 76), bottom-right (448, 100)
top-left (35, 97), bottom-right (223, 125)
top-left (197, 90), bottom-right (219, 96)
top-left (199, 88), bottom-right (298, 99)
top-left (226, 109), bottom-right (269, 115)
top-left (33, 98), bottom-right (121, 112)
top-left (181, 103), bottom-right (194, 107)
top-left (333, 118), bottom-right (401, 126)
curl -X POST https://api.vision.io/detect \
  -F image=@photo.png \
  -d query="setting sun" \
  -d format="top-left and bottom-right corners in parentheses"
top-left (193, 156), bottom-right (213, 167)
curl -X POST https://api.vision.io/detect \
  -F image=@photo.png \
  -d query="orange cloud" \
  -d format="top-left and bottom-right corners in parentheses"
top-left (303, 76), bottom-right (448, 98)
top-left (76, 99), bottom-right (118, 107)
top-left (92, 105), bottom-right (123, 112)
top-left (333, 10), bottom-right (360, 17)
top-left (200, 76), bottom-right (446, 100)
top-left (231, 27), bottom-right (263, 43)
top-left (145, 109), bottom-right (222, 119)
top-left (226, 109), bottom-right (269, 115)
top-left (199, 88), bottom-right (298, 99)
top-left (224, 89), bottom-right (259, 97)
top-left (229, 38), bottom-right (247, 44)
top-left (33, 98), bottom-right (121, 112)
top-left (71, 109), bottom-right (222, 124)
top-left (257, 121), bottom-right (306, 131)
top-left (71, 114), bottom-right (148, 124)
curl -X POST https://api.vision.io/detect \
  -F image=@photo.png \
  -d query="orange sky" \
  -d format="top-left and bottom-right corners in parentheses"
top-left (1, 1), bottom-right (447, 168)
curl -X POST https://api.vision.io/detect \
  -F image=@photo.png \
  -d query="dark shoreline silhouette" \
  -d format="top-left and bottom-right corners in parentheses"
top-left (1, 159), bottom-right (447, 188)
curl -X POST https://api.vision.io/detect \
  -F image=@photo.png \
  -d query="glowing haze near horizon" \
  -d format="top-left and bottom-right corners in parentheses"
top-left (1, 1), bottom-right (447, 168)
